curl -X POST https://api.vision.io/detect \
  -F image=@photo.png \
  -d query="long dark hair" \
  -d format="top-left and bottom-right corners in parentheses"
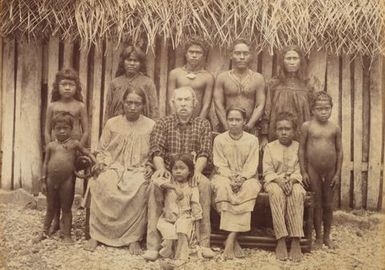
top-left (115, 46), bottom-right (147, 77)
top-left (170, 154), bottom-right (195, 186)
top-left (277, 45), bottom-right (308, 83)
top-left (51, 68), bottom-right (83, 102)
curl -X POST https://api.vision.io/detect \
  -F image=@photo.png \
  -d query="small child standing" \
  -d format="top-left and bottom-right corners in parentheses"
top-left (155, 154), bottom-right (202, 261)
top-left (299, 91), bottom-right (343, 249)
top-left (36, 112), bottom-right (96, 243)
top-left (44, 68), bottom-right (90, 235)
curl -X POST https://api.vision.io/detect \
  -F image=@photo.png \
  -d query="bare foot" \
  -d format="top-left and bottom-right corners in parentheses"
top-left (159, 239), bottom-right (173, 258)
top-left (323, 238), bottom-right (336, 249)
top-left (49, 221), bottom-right (60, 236)
top-left (289, 238), bottom-right (302, 262)
top-left (223, 232), bottom-right (236, 260)
top-left (275, 238), bottom-right (288, 261)
top-left (142, 250), bottom-right (159, 261)
top-left (33, 232), bottom-right (48, 244)
top-left (62, 235), bottom-right (73, 244)
top-left (129, 241), bottom-right (142, 255)
top-left (313, 238), bottom-right (323, 250)
top-left (234, 240), bottom-right (245, 258)
top-left (84, 238), bottom-right (98, 251)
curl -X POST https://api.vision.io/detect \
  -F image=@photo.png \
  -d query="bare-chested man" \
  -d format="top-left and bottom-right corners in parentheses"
top-left (214, 39), bottom-right (265, 137)
top-left (168, 38), bottom-right (214, 119)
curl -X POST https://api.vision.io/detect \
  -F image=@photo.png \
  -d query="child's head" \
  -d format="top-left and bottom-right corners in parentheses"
top-left (51, 112), bottom-right (74, 141)
top-left (275, 112), bottom-right (297, 146)
top-left (171, 154), bottom-right (195, 184)
top-left (311, 91), bottom-right (333, 122)
top-left (52, 68), bottom-right (83, 102)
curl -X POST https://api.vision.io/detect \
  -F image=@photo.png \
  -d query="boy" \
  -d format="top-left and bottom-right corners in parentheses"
top-left (35, 112), bottom-right (96, 243)
top-left (263, 112), bottom-right (306, 261)
top-left (299, 91), bottom-right (343, 249)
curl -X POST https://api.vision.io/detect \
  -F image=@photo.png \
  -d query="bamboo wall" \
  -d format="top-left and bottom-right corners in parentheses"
top-left (0, 37), bottom-right (384, 211)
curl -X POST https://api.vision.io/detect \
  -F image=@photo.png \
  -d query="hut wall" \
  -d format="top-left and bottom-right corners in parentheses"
top-left (0, 38), bottom-right (384, 210)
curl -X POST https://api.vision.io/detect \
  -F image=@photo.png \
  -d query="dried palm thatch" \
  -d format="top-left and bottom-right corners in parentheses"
top-left (0, 0), bottom-right (384, 56)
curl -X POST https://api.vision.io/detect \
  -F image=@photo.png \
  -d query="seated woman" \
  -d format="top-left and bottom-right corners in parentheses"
top-left (84, 87), bottom-right (155, 254)
top-left (263, 112), bottom-right (306, 262)
top-left (211, 106), bottom-right (261, 260)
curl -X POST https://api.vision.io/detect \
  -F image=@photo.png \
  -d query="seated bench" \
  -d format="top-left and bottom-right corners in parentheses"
top-left (210, 191), bottom-right (314, 252)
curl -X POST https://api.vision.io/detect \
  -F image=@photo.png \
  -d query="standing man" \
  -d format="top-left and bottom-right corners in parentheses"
top-left (143, 86), bottom-right (215, 261)
top-left (214, 39), bottom-right (266, 141)
top-left (168, 38), bottom-right (214, 119)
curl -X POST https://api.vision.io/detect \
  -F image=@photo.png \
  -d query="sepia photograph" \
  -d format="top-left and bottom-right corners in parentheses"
top-left (0, 0), bottom-right (384, 269)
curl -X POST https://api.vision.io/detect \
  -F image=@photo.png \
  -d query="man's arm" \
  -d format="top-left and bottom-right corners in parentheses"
top-left (246, 74), bottom-right (266, 130)
top-left (213, 74), bottom-right (228, 130)
top-left (44, 104), bottom-right (53, 146)
top-left (331, 126), bottom-right (343, 190)
top-left (167, 69), bottom-right (178, 114)
top-left (79, 103), bottom-right (89, 146)
top-left (199, 73), bottom-right (214, 119)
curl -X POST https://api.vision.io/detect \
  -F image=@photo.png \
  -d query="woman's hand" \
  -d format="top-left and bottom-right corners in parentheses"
top-left (144, 165), bottom-right (154, 180)
top-left (92, 163), bottom-right (106, 177)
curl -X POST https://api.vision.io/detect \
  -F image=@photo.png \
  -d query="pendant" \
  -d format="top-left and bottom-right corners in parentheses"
top-left (186, 73), bottom-right (197, 80)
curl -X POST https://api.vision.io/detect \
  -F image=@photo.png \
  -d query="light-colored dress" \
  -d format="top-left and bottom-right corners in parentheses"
top-left (89, 114), bottom-right (154, 246)
top-left (211, 131), bottom-right (261, 232)
top-left (157, 182), bottom-right (202, 240)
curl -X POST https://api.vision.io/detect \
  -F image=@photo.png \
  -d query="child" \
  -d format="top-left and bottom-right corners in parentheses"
top-left (44, 68), bottom-right (89, 235)
top-left (155, 154), bottom-right (202, 261)
top-left (35, 112), bottom-right (96, 243)
top-left (263, 112), bottom-right (306, 261)
top-left (299, 91), bottom-right (343, 249)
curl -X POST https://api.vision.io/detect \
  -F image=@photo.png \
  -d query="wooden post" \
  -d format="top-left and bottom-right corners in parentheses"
top-left (103, 40), bottom-right (114, 125)
top-left (63, 40), bottom-right (74, 68)
top-left (1, 39), bottom-right (16, 190)
top-left (47, 37), bottom-right (60, 101)
top-left (367, 57), bottom-right (383, 210)
top-left (206, 48), bottom-right (231, 131)
top-left (341, 56), bottom-right (353, 208)
top-left (353, 57), bottom-right (364, 209)
top-left (90, 45), bottom-right (103, 150)
top-left (158, 40), bottom-right (169, 117)
top-left (13, 39), bottom-right (43, 193)
top-left (174, 46), bottom-right (185, 68)
top-left (261, 49), bottom-right (273, 81)
top-left (308, 50), bottom-right (327, 92)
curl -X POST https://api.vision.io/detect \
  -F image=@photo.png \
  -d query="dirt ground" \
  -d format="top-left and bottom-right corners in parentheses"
top-left (0, 204), bottom-right (384, 270)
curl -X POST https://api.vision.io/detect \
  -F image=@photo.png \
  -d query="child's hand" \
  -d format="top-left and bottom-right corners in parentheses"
top-left (175, 188), bottom-right (184, 201)
top-left (41, 182), bottom-right (47, 195)
top-left (92, 163), bottom-right (106, 176)
top-left (302, 172), bottom-right (310, 189)
top-left (330, 175), bottom-right (339, 191)
top-left (283, 180), bottom-right (293, 196)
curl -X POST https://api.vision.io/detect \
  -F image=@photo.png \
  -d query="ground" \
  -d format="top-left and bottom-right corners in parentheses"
top-left (0, 204), bottom-right (384, 270)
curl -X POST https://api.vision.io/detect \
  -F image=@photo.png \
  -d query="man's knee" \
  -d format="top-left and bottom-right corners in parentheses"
top-left (265, 183), bottom-right (285, 198)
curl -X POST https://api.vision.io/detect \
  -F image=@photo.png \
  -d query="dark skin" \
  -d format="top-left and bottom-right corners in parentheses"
top-left (299, 99), bottom-right (343, 249)
top-left (214, 43), bottom-right (265, 140)
top-left (168, 44), bottom-right (214, 119)
top-left (35, 122), bottom-right (96, 244)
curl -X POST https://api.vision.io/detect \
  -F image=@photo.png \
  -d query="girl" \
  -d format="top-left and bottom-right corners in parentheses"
top-left (44, 68), bottom-right (89, 235)
top-left (155, 154), bottom-right (203, 261)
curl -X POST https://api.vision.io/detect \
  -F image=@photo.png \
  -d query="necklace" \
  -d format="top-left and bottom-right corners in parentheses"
top-left (229, 131), bottom-right (243, 141)
top-left (56, 137), bottom-right (72, 149)
top-left (182, 66), bottom-right (204, 80)
top-left (229, 69), bottom-right (252, 94)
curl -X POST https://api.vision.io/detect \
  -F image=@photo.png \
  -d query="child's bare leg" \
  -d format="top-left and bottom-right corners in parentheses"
top-left (289, 238), bottom-right (302, 262)
top-left (223, 232), bottom-right (237, 260)
top-left (322, 173), bottom-right (336, 249)
top-left (59, 177), bottom-right (75, 243)
top-left (175, 234), bottom-right (188, 260)
top-left (308, 166), bottom-right (323, 249)
top-left (234, 240), bottom-right (245, 258)
top-left (275, 237), bottom-right (288, 260)
top-left (34, 184), bottom-right (59, 243)
top-left (159, 239), bottom-right (174, 258)
top-left (49, 209), bottom-right (61, 235)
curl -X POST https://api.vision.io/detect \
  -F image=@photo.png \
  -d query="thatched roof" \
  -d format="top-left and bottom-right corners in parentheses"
top-left (1, 0), bottom-right (384, 56)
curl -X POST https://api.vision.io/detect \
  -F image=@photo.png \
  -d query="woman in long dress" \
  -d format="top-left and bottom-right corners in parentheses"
top-left (264, 45), bottom-right (321, 141)
top-left (84, 87), bottom-right (155, 254)
top-left (211, 106), bottom-right (261, 259)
